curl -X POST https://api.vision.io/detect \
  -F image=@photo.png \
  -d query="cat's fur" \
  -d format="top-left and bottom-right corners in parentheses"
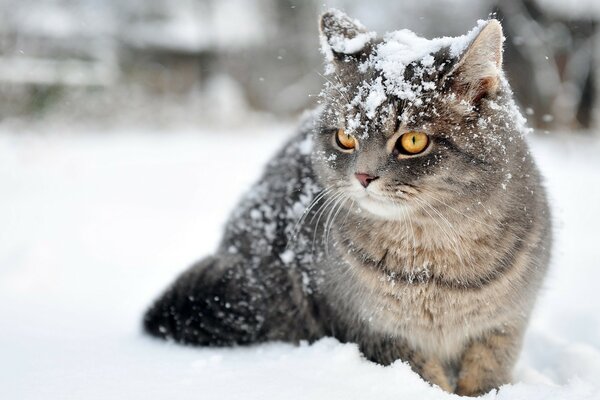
top-left (143, 11), bottom-right (551, 396)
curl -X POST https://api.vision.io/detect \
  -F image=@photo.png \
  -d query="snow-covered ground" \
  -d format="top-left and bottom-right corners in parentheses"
top-left (0, 124), bottom-right (599, 399)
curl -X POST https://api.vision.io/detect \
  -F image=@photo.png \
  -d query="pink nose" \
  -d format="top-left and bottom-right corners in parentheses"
top-left (355, 172), bottom-right (379, 188)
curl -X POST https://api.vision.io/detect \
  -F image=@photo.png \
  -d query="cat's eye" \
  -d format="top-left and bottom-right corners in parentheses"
top-left (396, 131), bottom-right (429, 155)
top-left (334, 128), bottom-right (357, 151)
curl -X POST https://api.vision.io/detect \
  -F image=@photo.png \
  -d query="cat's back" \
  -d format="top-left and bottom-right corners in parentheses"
top-left (218, 112), bottom-right (321, 252)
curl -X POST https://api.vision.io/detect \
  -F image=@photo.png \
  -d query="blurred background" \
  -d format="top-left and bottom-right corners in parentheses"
top-left (2, 3), bottom-right (600, 398)
top-left (0, 0), bottom-right (598, 132)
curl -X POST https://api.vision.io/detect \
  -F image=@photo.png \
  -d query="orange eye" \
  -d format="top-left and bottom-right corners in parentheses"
top-left (397, 131), bottom-right (429, 155)
top-left (334, 128), bottom-right (357, 151)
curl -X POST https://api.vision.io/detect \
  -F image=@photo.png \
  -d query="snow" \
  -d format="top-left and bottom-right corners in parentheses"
top-left (1, 124), bottom-right (600, 399)
top-left (366, 20), bottom-right (488, 104)
top-left (279, 249), bottom-right (295, 265)
top-left (298, 134), bottom-right (313, 155)
top-left (320, 8), bottom-right (377, 59)
top-left (322, 18), bottom-right (496, 128)
top-left (374, 21), bottom-right (483, 70)
top-left (329, 30), bottom-right (377, 54)
top-left (362, 76), bottom-right (387, 119)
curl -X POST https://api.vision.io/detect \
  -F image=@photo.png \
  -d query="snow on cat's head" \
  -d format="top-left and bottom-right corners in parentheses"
top-left (312, 9), bottom-right (527, 220)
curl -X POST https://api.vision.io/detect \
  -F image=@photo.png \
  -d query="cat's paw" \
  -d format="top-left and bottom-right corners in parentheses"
top-left (454, 361), bottom-right (507, 397)
top-left (454, 375), bottom-right (499, 397)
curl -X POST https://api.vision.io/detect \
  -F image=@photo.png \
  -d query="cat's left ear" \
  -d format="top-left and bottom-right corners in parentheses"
top-left (319, 9), bottom-right (375, 63)
top-left (448, 20), bottom-right (504, 103)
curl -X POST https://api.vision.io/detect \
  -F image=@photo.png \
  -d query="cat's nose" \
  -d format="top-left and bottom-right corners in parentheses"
top-left (355, 172), bottom-right (379, 188)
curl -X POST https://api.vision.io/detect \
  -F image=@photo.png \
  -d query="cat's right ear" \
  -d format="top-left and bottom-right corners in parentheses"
top-left (446, 20), bottom-right (504, 104)
top-left (319, 9), bottom-right (374, 64)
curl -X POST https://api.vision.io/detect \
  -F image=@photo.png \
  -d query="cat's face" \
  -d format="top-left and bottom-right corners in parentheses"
top-left (312, 11), bottom-right (525, 220)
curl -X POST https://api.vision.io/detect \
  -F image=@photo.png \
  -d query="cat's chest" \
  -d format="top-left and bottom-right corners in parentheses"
top-left (338, 229), bottom-right (477, 284)
top-left (373, 282), bottom-right (500, 358)
top-left (331, 229), bottom-right (508, 356)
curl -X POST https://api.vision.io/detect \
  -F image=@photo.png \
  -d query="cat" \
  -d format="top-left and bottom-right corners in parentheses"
top-left (143, 10), bottom-right (552, 396)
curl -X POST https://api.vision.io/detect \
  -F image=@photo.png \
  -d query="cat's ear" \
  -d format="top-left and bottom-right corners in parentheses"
top-left (319, 9), bottom-right (374, 62)
top-left (448, 20), bottom-right (504, 103)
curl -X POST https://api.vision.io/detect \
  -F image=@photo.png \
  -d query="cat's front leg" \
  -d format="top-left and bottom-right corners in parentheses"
top-left (455, 326), bottom-right (522, 396)
top-left (359, 336), bottom-right (452, 392)
top-left (411, 354), bottom-right (453, 393)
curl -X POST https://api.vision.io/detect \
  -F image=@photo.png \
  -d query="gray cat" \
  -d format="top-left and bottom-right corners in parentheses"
top-left (143, 10), bottom-right (551, 396)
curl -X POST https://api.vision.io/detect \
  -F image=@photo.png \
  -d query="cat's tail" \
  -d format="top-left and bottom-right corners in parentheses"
top-left (143, 255), bottom-right (269, 346)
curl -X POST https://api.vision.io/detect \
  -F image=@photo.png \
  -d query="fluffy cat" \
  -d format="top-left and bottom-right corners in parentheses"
top-left (143, 10), bottom-right (552, 396)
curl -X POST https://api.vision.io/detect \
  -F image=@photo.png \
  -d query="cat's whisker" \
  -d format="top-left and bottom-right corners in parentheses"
top-left (403, 204), bottom-right (419, 272)
top-left (427, 185), bottom-right (526, 230)
top-left (340, 199), bottom-right (355, 229)
top-left (419, 190), bottom-right (503, 232)
top-left (383, 193), bottom-right (417, 270)
top-left (411, 196), bottom-right (467, 268)
top-left (397, 185), bottom-right (420, 195)
top-left (315, 70), bottom-right (351, 107)
top-left (321, 194), bottom-right (341, 252)
top-left (287, 187), bottom-right (337, 253)
top-left (324, 195), bottom-right (350, 257)
top-left (322, 197), bottom-right (340, 254)
top-left (423, 197), bottom-right (477, 267)
top-left (311, 190), bottom-right (346, 255)
top-left (326, 193), bottom-right (348, 238)
top-left (309, 188), bottom-right (343, 225)
top-left (292, 186), bottom-right (336, 234)
top-left (310, 193), bottom-right (341, 249)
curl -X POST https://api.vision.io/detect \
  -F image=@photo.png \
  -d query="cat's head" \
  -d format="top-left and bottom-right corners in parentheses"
top-left (312, 10), bottom-right (527, 220)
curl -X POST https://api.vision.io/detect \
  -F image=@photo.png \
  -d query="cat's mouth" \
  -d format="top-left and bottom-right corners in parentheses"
top-left (350, 188), bottom-right (409, 220)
